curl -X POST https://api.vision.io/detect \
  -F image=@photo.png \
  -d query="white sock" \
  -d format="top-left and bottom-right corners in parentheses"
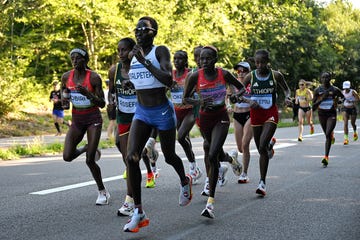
top-left (146, 138), bottom-right (155, 148)
top-left (189, 162), bottom-right (196, 170)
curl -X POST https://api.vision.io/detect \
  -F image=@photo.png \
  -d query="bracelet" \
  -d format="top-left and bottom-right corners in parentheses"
top-left (144, 59), bottom-right (152, 67)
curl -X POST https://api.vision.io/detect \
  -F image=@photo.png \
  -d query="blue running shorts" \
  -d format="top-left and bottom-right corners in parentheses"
top-left (133, 100), bottom-right (176, 131)
top-left (53, 109), bottom-right (64, 118)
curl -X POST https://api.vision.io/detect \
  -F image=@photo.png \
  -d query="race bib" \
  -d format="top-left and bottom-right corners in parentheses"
top-left (319, 99), bottom-right (333, 110)
top-left (344, 99), bottom-right (354, 108)
top-left (298, 95), bottom-right (307, 104)
top-left (70, 91), bottom-right (92, 108)
top-left (251, 94), bottom-right (273, 109)
top-left (171, 90), bottom-right (184, 104)
top-left (129, 64), bottom-right (155, 88)
top-left (117, 95), bottom-right (137, 113)
top-left (200, 85), bottom-right (227, 106)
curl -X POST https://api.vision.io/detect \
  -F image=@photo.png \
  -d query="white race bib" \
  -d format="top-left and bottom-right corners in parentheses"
top-left (117, 95), bottom-right (137, 113)
top-left (343, 99), bottom-right (354, 108)
top-left (251, 94), bottom-right (273, 109)
top-left (319, 99), bottom-right (333, 110)
top-left (70, 91), bottom-right (92, 108)
top-left (171, 90), bottom-right (183, 104)
top-left (129, 64), bottom-right (155, 88)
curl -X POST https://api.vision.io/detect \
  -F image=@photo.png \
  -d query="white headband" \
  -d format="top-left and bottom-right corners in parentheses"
top-left (70, 48), bottom-right (87, 57)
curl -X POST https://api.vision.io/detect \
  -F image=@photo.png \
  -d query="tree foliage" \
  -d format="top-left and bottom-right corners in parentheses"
top-left (0, 0), bottom-right (359, 116)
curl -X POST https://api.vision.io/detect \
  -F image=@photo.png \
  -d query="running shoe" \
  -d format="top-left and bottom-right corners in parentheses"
top-left (152, 167), bottom-right (160, 178)
top-left (179, 174), bottom-right (192, 206)
top-left (310, 124), bottom-right (314, 134)
top-left (201, 178), bottom-right (210, 196)
top-left (238, 172), bottom-right (249, 184)
top-left (123, 208), bottom-right (150, 233)
top-left (322, 156), bottom-right (329, 167)
top-left (145, 172), bottom-right (156, 188)
top-left (94, 149), bottom-right (101, 162)
top-left (354, 132), bottom-right (358, 141)
top-left (331, 132), bottom-right (335, 145)
top-left (189, 165), bottom-right (202, 185)
top-left (229, 150), bottom-right (242, 176)
top-left (96, 189), bottom-right (110, 205)
top-left (117, 202), bottom-right (134, 216)
top-left (344, 139), bottom-right (349, 145)
top-left (268, 137), bottom-right (276, 159)
top-left (122, 169), bottom-right (127, 179)
top-left (298, 137), bottom-right (303, 142)
top-left (256, 181), bottom-right (266, 196)
top-left (201, 203), bottom-right (215, 219)
top-left (218, 165), bottom-right (228, 187)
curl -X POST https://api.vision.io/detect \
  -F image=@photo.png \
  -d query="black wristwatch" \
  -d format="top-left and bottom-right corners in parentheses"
top-left (144, 59), bottom-right (152, 67)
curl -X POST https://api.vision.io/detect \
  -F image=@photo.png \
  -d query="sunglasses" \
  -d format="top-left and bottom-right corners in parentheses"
top-left (299, 84), bottom-right (305, 86)
top-left (237, 69), bottom-right (249, 73)
top-left (134, 27), bottom-right (156, 33)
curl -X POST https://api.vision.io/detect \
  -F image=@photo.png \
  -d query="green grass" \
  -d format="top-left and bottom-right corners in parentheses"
top-left (0, 107), bottom-right (335, 160)
top-left (0, 138), bottom-right (117, 160)
top-left (0, 110), bottom-right (113, 160)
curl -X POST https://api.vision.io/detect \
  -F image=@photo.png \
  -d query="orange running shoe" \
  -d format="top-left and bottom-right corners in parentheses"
top-left (310, 124), bottom-right (314, 134)
top-left (145, 172), bottom-right (156, 188)
top-left (354, 132), bottom-right (358, 141)
top-left (123, 208), bottom-right (150, 233)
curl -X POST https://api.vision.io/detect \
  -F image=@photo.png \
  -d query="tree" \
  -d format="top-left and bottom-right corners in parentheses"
top-left (1, 0), bottom-right (359, 117)
top-left (322, 0), bottom-right (360, 89)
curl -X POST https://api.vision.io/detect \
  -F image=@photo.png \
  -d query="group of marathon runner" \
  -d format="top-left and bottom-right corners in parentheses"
top-left (54, 16), bottom-right (359, 233)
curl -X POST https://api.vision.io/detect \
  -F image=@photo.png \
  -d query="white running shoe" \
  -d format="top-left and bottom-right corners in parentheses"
top-left (189, 165), bottom-right (202, 185)
top-left (94, 149), bottom-right (101, 162)
top-left (229, 150), bottom-right (242, 176)
top-left (201, 178), bottom-right (210, 196)
top-left (238, 172), bottom-right (249, 184)
top-left (218, 165), bottom-right (228, 187)
top-left (123, 208), bottom-right (150, 233)
top-left (117, 202), bottom-right (134, 216)
top-left (256, 180), bottom-right (266, 196)
top-left (96, 189), bottom-right (110, 205)
top-left (179, 174), bottom-right (192, 206)
top-left (201, 203), bottom-right (215, 219)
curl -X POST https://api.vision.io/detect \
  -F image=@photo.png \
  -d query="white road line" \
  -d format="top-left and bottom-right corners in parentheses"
top-left (29, 170), bottom-right (148, 195)
top-left (188, 143), bottom-right (296, 159)
top-left (29, 143), bottom-right (296, 195)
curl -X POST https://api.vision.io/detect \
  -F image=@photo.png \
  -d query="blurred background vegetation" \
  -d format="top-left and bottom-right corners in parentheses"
top-left (0, 0), bottom-right (359, 132)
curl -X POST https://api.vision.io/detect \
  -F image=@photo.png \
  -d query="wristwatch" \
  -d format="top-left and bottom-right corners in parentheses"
top-left (144, 59), bottom-right (152, 67)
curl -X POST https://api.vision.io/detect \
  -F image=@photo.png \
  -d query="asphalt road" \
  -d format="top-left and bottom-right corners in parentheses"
top-left (0, 122), bottom-right (359, 240)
